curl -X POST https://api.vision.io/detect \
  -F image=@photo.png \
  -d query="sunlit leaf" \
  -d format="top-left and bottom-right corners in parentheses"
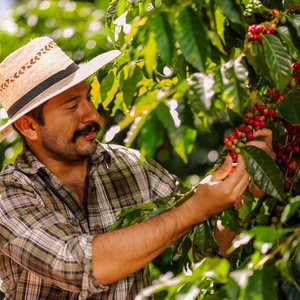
top-left (187, 72), bottom-right (215, 114)
top-left (143, 30), bottom-right (158, 76)
top-left (241, 146), bottom-right (285, 201)
top-left (221, 56), bottom-right (249, 114)
top-left (99, 70), bottom-right (119, 109)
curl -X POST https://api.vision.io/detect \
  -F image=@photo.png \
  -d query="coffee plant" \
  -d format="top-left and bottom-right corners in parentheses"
top-left (0, 0), bottom-right (300, 298)
top-left (98, 0), bottom-right (300, 298)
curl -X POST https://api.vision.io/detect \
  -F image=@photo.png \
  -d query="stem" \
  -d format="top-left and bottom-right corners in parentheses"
top-left (256, 227), bottom-right (300, 268)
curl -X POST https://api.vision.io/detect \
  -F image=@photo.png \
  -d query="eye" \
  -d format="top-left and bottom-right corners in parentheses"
top-left (67, 104), bottom-right (78, 110)
top-left (87, 94), bottom-right (92, 102)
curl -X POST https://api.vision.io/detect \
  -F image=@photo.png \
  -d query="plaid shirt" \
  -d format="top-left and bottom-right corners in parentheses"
top-left (0, 141), bottom-right (178, 299)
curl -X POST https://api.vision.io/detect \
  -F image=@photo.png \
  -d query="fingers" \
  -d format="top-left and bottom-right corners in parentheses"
top-left (226, 155), bottom-right (246, 181)
top-left (211, 155), bottom-right (232, 181)
top-left (253, 128), bottom-right (272, 144)
top-left (232, 170), bottom-right (249, 198)
top-left (246, 128), bottom-right (276, 159)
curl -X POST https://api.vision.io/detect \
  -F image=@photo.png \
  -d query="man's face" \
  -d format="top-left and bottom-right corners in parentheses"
top-left (36, 81), bottom-right (102, 162)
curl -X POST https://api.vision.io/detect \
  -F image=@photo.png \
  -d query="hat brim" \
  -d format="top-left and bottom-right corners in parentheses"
top-left (0, 49), bottom-right (121, 142)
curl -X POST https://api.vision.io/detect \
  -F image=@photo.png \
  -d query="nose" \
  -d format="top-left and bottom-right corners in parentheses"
top-left (81, 100), bottom-right (101, 125)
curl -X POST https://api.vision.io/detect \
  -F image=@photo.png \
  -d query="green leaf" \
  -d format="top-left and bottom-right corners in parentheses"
top-left (174, 7), bottom-right (209, 72)
top-left (138, 113), bottom-right (164, 158)
top-left (277, 25), bottom-right (300, 60)
top-left (240, 146), bottom-right (285, 201)
top-left (262, 34), bottom-right (293, 91)
top-left (143, 30), bottom-right (158, 76)
top-left (246, 42), bottom-right (274, 85)
top-left (221, 207), bottom-right (241, 231)
top-left (244, 266), bottom-right (278, 300)
top-left (280, 197), bottom-right (300, 224)
top-left (151, 12), bottom-right (174, 66)
top-left (288, 14), bottom-right (300, 40)
top-left (168, 125), bottom-right (197, 163)
top-left (155, 102), bottom-right (176, 132)
top-left (250, 226), bottom-right (291, 251)
top-left (278, 89), bottom-right (300, 125)
top-left (122, 65), bottom-right (143, 108)
top-left (227, 107), bottom-right (244, 127)
top-left (221, 56), bottom-right (249, 114)
top-left (99, 70), bottom-right (119, 109)
top-left (216, 0), bottom-right (245, 25)
top-left (194, 222), bottom-right (215, 253)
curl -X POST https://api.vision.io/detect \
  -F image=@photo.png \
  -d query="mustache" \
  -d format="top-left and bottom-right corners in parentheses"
top-left (72, 122), bottom-right (100, 142)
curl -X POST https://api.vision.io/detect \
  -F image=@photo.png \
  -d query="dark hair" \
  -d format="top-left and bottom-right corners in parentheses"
top-left (26, 103), bottom-right (45, 125)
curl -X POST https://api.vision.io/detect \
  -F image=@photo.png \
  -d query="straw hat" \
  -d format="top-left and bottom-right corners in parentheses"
top-left (0, 36), bottom-right (121, 142)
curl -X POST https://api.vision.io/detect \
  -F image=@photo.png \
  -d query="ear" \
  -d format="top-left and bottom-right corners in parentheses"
top-left (14, 115), bottom-right (39, 141)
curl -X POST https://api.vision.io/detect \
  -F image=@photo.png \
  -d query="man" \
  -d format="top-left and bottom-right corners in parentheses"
top-left (0, 37), bottom-right (273, 299)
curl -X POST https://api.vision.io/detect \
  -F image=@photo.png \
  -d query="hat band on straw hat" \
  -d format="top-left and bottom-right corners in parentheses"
top-left (7, 62), bottom-right (79, 118)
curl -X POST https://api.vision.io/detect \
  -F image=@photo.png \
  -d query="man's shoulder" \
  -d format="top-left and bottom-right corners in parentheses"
top-left (101, 143), bottom-right (141, 158)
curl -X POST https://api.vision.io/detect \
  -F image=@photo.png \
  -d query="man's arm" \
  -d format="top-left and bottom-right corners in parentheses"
top-left (92, 155), bottom-right (249, 285)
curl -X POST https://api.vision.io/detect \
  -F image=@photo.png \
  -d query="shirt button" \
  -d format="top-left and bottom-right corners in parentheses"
top-left (94, 224), bottom-right (101, 231)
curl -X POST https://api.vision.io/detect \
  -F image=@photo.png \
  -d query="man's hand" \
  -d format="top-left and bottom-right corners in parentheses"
top-left (184, 155), bottom-right (249, 223)
top-left (246, 128), bottom-right (275, 159)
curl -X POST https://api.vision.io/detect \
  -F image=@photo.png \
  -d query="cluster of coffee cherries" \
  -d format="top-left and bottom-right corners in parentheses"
top-left (223, 92), bottom-right (284, 162)
top-left (276, 121), bottom-right (300, 192)
top-left (291, 61), bottom-right (300, 87)
top-left (224, 61), bottom-right (300, 194)
top-left (247, 24), bottom-right (277, 42)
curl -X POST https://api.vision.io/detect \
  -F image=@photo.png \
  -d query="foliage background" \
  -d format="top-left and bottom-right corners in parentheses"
top-left (0, 0), bottom-right (300, 299)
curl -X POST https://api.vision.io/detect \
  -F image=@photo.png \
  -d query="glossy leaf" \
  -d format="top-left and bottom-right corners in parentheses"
top-left (150, 12), bottom-right (174, 65)
top-left (277, 25), bottom-right (300, 59)
top-left (221, 56), bottom-right (249, 114)
top-left (194, 222), bottom-right (215, 254)
top-left (187, 72), bottom-right (215, 114)
top-left (262, 34), bottom-right (293, 91)
top-left (278, 89), bottom-right (300, 125)
top-left (246, 42), bottom-right (274, 85)
top-left (241, 146), bottom-right (285, 201)
top-left (174, 7), bottom-right (209, 72)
